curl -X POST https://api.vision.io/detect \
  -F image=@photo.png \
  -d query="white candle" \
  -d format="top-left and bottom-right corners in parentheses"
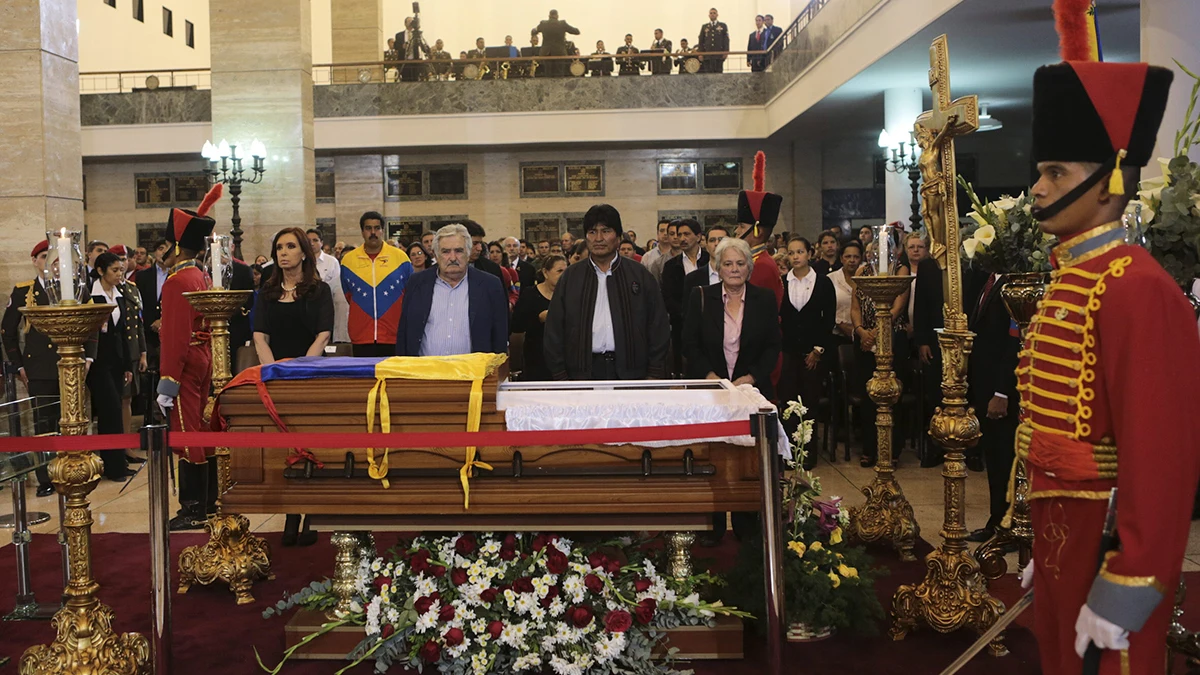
top-left (876, 225), bottom-right (890, 276)
top-left (210, 240), bottom-right (224, 289)
top-left (57, 231), bottom-right (74, 303)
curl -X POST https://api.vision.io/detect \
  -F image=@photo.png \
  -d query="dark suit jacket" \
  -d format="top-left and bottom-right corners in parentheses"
top-left (662, 251), bottom-right (710, 332)
top-left (647, 39), bottom-right (672, 73)
top-left (966, 270), bottom-right (1020, 414)
top-left (767, 25), bottom-right (783, 50)
top-left (536, 19), bottom-right (580, 55)
top-left (780, 272), bottom-right (835, 356)
top-left (395, 267), bottom-right (508, 357)
top-left (683, 283), bottom-right (780, 399)
top-left (912, 257), bottom-right (944, 349)
top-left (228, 260), bottom-right (255, 363)
top-left (682, 265), bottom-right (715, 324)
top-left (513, 260), bottom-right (536, 290)
top-left (748, 29), bottom-right (770, 51)
top-left (473, 255), bottom-right (505, 282)
top-left (87, 291), bottom-right (133, 371)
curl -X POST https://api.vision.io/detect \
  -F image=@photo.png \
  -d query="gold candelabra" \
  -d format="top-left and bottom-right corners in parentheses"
top-left (176, 289), bottom-right (272, 605)
top-left (973, 272), bottom-right (1046, 580)
top-left (845, 274), bottom-right (920, 562)
top-left (19, 302), bottom-right (151, 675)
top-left (890, 34), bottom-right (1005, 655)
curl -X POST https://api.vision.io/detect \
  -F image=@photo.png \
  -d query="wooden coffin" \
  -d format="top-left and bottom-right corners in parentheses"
top-left (219, 375), bottom-right (762, 531)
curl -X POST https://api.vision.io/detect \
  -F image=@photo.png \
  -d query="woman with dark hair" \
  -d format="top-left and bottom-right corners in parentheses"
top-left (779, 237), bottom-right (835, 469)
top-left (510, 254), bottom-right (567, 381)
top-left (254, 255), bottom-right (269, 267)
top-left (252, 227), bottom-right (334, 546)
top-left (407, 241), bottom-right (434, 271)
top-left (488, 240), bottom-right (521, 308)
top-left (88, 251), bottom-right (136, 481)
top-left (567, 240), bottom-right (589, 266)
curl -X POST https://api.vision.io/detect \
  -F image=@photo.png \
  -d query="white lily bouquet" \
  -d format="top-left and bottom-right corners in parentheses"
top-left (957, 177), bottom-right (1055, 274)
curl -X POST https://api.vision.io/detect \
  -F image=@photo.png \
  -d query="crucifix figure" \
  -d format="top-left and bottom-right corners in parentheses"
top-left (914, 34), bottom-right (978, 329)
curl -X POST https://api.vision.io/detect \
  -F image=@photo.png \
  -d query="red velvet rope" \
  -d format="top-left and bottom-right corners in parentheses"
top-left (0, 420), bottom-right (753, 453)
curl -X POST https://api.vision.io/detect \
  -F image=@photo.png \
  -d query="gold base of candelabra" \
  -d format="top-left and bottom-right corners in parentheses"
top-left (18, 303), bottom-right (150, 675)
top-left (176, 289), bottom-right (272, 605)
top-left (846, 275), bottom-right (920, 562)
top-left (177, 513), bottom-right (273, 605)
top-left (666, 532), bottom-right (697, 580)
top-left (328, 532), bottom-right (376, 619)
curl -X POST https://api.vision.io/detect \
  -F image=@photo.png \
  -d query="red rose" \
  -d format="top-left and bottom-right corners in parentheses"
top-left (604, 609), bottom-right (633, 633)
top-left (381, 624), bottom-right (395, 639)
top-left (605, 558), bottom-right (622, 575)
top-left (419, 640), bottom-right (440, 662)
top-left (373, 576), bottom-right (392, 591)
top-left (429, 591), bottom-right (441, 602)
top-left (587, 552), bottom-right (608, 570)
top-left (410, 550), bottom-right (431, 574)
top-left (487, 620), bottom-right (504, 639)
top-left (545, 549), bottom-right (568, 575)
top-left (444, 627), bottom-right (464, 647)
top-left (539, 585), bottom-right (559, 608)
top-left (414, 596), bottom-right (435, 615)
top-left (512, 577), bottom-right (534, 594)
top-left (567, 605), bottom-right (594, 628)
top-left (502, 534), bottom-right (518, 549)
top-left (584, 574), bottom-right (605, 594)
top-left (479, 588), bottom-right (498, 604)
top-left (531, 534), bottom-right (548, 551)
top-left (499, 546), bottom-right (516, 561)
top-left (451, 568), bottom-right (468, 587)
top-left (455, 534), bottom-right (477, 555)
top-left (634, 598), bottom-right (656, 625)
top-left (438, 603), bottom-right (455, 622)
top-left (633, 578), bottom-right (652, 593)
top-left (430, 565), bottom-right (446, 578)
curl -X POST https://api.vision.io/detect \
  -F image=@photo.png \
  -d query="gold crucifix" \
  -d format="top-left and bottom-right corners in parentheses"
top-left (914, 34), bottom-right (978, 331)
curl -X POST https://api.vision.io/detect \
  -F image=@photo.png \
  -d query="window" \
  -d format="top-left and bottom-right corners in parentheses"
top-left (162, 7), bottom-right (173, 36)
top-left (185, 20), bottom-right (194, 48)
top-left (133, 0), bottom-right (143, 21)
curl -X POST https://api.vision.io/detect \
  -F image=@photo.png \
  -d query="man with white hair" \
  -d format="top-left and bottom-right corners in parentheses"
top-left (395, 223), bottom-right (508, 357)
top-left (504, 235), bottom-right (535, 289)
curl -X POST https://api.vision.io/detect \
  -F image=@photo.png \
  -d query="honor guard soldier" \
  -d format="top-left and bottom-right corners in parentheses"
top-left (1, 241), bottom-right (59, 497)
top-left (647, 29), bottom-right (672, 75)
top-left (697, 8), bottom-right (729, 73)
top-left (734, 151), bottom-right (784, 307)
top-left (156, 183), bottom-right (224, 531)
top-left (616, 34), bottom-right (643, 76)
top-left (1020, 4), bottom-right (1200, 671)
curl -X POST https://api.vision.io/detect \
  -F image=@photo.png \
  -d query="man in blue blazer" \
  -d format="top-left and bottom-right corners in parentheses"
top-left (396, 223), bottom-right (508, 357)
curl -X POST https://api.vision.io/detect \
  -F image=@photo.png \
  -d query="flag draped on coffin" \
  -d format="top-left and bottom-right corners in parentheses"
top-left (223, 353), bottom-right (508, 507)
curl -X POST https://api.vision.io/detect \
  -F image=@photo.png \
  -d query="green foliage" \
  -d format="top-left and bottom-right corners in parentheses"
top-left (957, 177), bottom-right (1054, 274)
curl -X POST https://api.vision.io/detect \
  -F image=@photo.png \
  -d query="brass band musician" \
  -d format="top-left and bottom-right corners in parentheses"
top-left (616, 34), bottom-right (643, 76)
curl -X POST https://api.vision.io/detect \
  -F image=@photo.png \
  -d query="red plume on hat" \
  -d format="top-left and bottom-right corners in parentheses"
top-left (1054, 0), bottom-right (1093, 62)
top-left (167, 182), bottom-right (222, 252)
top-left (737, 151), bottom-right (782, 238)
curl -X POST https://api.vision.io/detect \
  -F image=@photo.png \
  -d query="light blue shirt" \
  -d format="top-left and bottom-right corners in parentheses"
top-left (591, 256), bottom-right (617, 353)
top-left (156, 265), bottom-right (168, 300)
top-left (420, 274), bottom-right (472, 357)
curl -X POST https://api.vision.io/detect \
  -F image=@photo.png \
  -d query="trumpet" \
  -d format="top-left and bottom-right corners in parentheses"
top-left (500, 62), bottom-right (511, 80)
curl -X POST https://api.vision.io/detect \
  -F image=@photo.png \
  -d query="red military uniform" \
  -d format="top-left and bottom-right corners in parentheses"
top-left (158, 258), bottom-right (212, 464)
top-left (750, 244), bottom-right (784, 307)
top-left (737, 152), bottom-right (785, 394)
top-left (1022, 29), bottom-right (1200, 672)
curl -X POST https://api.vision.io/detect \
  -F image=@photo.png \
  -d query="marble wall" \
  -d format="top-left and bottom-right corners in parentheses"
top-left (766, 0), bottom-right (882, 94)
top-left (80, 90), bottom-right (211, 126)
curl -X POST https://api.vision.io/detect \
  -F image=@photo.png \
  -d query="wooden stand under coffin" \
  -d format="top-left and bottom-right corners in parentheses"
top-left (283, 609), bottom-right (744, 660)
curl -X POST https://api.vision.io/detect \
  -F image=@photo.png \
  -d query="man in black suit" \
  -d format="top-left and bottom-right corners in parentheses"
top-left (910, 241), bottom-right (945, 468)
top-left (697, 7), bottom-right (729, 73)
top-left (228, 258), bottom-right (255, 371)
top-left (764, 14), bottom-right (783, 60)
top-left (682, 226), bottom-right (728, 316)
top-left (647, 29), bottom-right (672, 75)
top-left (135, 239), bottom-right (170, 369)
top-left (964, 268), bottom-right (1021, 543)
top-left (747, 15), bottom-right (770, 72)
top-left (661, 219), bottom-right (709, 377)
top-left (462, 220), bottom-right (505, 281)
top-left (85, 240), bottom-right (108, 284)
top-left (2, 241), bottom-right (59, 496)
top-left (503, 236), bottom-right (535, 290)
top-left (534, 9), bottom-right (580, 78)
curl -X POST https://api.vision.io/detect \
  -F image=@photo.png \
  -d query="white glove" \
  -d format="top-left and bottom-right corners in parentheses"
top-left (1020, 563), bottom-right (1034, 590)
top-left (1074, 604), bottom-right (1130, 658)
top-left (156, 394), bottom-right (175, 418)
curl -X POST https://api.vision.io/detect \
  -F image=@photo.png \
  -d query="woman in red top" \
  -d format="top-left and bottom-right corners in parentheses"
top-left (488, 241), bottom-right (520, 308)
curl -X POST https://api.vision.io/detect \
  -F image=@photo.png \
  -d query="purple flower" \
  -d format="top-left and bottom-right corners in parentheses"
top-left (814, 499), bottom-right (842, 534)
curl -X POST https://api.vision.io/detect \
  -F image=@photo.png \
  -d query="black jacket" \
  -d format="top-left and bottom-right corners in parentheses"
top-left (473, 255), bottom-right (505, 282)
top-left (536, 19), bottom-right (580, 55)
top-left (1, 279), bottom-right (58, 381)
top-left (912, 257), bottom-right (944, 349)
top-left (88, 291), bottom-right (133, 372)
top-left (513, 260), bottom-right (536, 291)
top-left (682, 264), bottom-right (715, 324)
top-left (683, 282), bottom-right (780, 399)
top-left (662, 250), bottom-right (710, 333)
top-left (135, 265), bottom-right (165, 357)
top-left (779, 272), bottom-right (835, 356)
top-left (229, 259), bottom-right (255, 365)
top-left (544, 256), bottom-right (670, 380)
top-left (966, 270), bottom-right (1021, 414)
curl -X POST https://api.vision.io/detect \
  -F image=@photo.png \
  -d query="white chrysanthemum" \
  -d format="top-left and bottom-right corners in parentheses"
top-left (555, 537), bottom-right (573, 553)
top-left (504, 589), bottom-right (517, 609)
top-left (370, 558), bottom-right (383, 573)
top-left (515, 594), bottom-right (535, 615)
top-left (594, 631), bottom-right (627, 663)
top-left (549, 655), bottom-right (581, 675)
top-left (562, 575), bottom-right (583, 595)
top-left (365, 596), bottom-right (382, 635)
top-left (549, 597), bottom-right (566, 617)
top-left (415, 574), bottom-right (437, 598)
top-left (481, 540), bottom-right (501, 556)
top-left (415, 602), bottom-right (439, 632)
top-left (471, 651), bottom-right (490, 675)
top-left (513, 653), bottom-right (542, 671)
top-left (530, 606), bottom-right (546, 622)
top-left (570, 561), bottom-right (590, 575)
top-left (447, 639), bottom-right (470, 659)
top-left (470, 618), bottom-right (488, 636)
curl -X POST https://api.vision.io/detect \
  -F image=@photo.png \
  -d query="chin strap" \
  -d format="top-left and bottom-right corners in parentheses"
top-left (1030, 154), bottom-right (1119, 222)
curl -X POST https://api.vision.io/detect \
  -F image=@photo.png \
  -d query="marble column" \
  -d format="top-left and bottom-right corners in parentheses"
top-left (882, 88), bottom-right (923, 227)
top-left (1141, 0), bottom-right (1200, 162)
top-left (0, 0), bottom-right (83, 293)
top-left (209, 0), bottom-right (315, 261)
top-left (790, 139), bottom-right (823, 238)
top-left (334, 154), bottom-right (384, 242)
top-left (332, 0), bottom-right (384, 83)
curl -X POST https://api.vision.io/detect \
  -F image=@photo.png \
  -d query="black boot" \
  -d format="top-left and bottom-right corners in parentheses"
top-left (297, 515), bottom-right (318, 547)
top-left (169, 461), bottom-right (208, 531)
top-left (282, 514), bottom-right (301, 546)
top-left (205, 460), bottom-right (219, 516)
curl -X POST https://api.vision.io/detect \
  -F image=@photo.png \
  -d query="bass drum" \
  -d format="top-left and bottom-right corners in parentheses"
top-left (462, 63), bottom-right (480, 80)
top-left (684, 57), bottom-right (701, 74)
top-left (569, 60), bottom-right (586, 77)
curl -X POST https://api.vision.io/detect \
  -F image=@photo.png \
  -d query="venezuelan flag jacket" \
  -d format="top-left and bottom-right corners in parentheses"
top-left (339, 243), bottom-right (412, 345)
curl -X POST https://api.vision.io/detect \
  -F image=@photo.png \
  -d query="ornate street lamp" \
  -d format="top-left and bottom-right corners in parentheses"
top-left (200, 139), bottom-right (267, 260)
top-left (879, 129), bottom-right (923, 230)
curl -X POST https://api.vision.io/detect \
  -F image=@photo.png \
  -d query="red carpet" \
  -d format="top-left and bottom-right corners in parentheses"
top-left (0, 532), bottom-right (1195, 673)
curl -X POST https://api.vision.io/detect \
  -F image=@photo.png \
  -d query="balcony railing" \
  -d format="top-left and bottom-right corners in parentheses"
top-left (79, 68), bottom-right (211, 94)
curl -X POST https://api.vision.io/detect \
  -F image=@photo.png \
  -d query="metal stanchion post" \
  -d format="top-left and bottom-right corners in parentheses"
top-left (754, 409), bottom-right (783, 675)
top-left (142, 424), bottom-right (172, 675)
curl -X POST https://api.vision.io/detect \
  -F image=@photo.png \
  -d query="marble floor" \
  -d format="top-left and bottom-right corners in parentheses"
top-left (3, 446), bottom-right (1200, 574)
